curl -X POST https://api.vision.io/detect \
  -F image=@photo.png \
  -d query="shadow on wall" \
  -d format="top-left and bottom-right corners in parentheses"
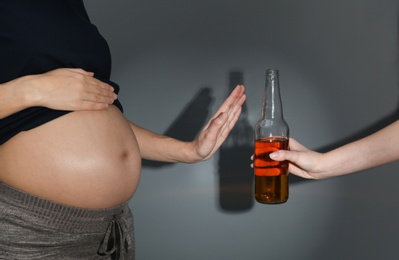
top-left (217, 71), bottom-right (254, 212)
top-left (317, 27), bottom-right (399, 151)
top-left (304, 6), bottom-right (399, 165)
top-left (317, 109), bottom-right (399, 154)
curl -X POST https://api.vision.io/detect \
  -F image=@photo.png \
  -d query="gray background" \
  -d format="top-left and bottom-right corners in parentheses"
top-left (85, 1), bottom-right (399, 259)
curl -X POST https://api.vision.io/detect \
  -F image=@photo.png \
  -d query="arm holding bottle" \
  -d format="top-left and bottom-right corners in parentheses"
top-left (0, 68), bottom-right (117, 119)
top-left (270, 120), bottom-right (399, 179)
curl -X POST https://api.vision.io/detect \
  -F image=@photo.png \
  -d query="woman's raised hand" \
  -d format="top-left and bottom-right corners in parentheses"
top-left (189, 85), bottom-right (246, 162)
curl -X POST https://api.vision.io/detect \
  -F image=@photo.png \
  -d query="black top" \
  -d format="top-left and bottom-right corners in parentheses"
top-left (0, 0), bottom-right (123, 145)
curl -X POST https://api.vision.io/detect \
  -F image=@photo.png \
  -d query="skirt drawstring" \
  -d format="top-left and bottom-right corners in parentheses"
top-left (98, 211), bottom-right (129, 260)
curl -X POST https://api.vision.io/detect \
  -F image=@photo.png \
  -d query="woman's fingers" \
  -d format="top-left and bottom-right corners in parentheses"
top-left (35, 68), bottom-right (117, 111)
top-left (85, 79), bottom-right (117, 104)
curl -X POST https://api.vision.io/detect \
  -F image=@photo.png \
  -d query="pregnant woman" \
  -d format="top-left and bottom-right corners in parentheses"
top-left (0, 1), bottom-right (246, 259)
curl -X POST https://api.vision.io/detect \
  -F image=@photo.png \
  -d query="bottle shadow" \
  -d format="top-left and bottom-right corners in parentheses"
top-left (217, 71), bottom-right (255, 212)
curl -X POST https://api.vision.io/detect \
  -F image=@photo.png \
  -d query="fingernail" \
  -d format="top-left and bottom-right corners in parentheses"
top-left (269, 152), bottom-right (278, 159)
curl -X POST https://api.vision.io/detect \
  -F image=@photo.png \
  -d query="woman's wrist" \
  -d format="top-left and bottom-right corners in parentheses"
top-left (318, 150), bottom-right (351, 179)
top-left (173, 140), bottom-right (203, 164)
top-left (8, 75), bottom-right (42, 108)
top-left (0, 76), bottom-right (39, 118)
top-left (315, 153), bottom-right (336, 179)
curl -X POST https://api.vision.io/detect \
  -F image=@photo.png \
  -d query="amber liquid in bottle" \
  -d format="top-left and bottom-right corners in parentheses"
top-left (254, 137), bottom-right (289, 204)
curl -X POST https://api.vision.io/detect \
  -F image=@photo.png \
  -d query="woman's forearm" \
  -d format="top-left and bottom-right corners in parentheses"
top-left (323, 120), bottom-right (399, 177)
top-left (129, 121), bottom-right (194, 163)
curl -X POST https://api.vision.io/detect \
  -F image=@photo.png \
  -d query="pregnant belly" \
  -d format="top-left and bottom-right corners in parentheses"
top-left (0, 106), bottom-right (141, 209)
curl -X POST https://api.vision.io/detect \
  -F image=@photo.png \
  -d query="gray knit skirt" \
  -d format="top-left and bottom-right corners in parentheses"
top-left (0, 183), bottom-right (135, 260)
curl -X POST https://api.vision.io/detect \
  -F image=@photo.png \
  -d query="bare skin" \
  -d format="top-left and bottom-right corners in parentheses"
top-left (0, 68), bottom-right (246, 209)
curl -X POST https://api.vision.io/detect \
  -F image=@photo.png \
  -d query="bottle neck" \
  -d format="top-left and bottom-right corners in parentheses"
top-left (261, 69), bottom-right (284, 120)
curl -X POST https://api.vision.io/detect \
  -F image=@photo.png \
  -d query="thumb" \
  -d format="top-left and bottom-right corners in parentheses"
top-left (270, 150), bottom-right (296, 162)
top-left (67, 68), bottom-right (95, 77)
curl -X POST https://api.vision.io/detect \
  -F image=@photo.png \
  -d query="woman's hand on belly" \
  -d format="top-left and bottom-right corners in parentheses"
top-left (0, 68), bottom-right (117, 119)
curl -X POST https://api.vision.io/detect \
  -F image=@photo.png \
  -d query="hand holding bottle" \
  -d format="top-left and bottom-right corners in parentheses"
top-left (269, 138), bottom-right (327, 179)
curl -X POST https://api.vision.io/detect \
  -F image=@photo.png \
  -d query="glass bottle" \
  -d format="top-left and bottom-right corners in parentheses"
top-left (254, 69), bottom-right (290, 204)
